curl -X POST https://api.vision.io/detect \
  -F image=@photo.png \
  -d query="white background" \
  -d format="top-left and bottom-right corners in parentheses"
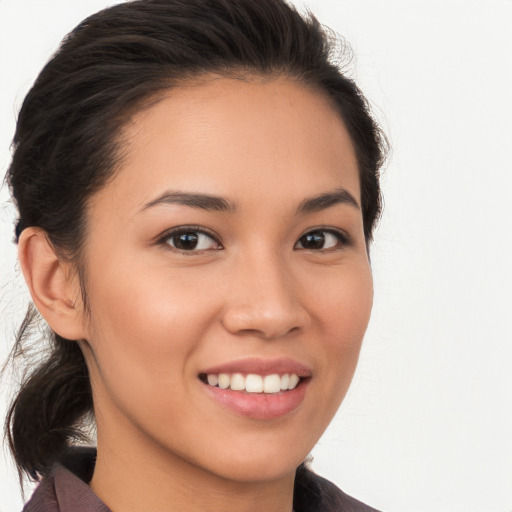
top-left (1, 1), bottom-right (511, 511)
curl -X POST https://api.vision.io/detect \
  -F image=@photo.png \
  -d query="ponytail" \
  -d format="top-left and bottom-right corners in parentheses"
top-left (6, 305), bottom-right (93, 480)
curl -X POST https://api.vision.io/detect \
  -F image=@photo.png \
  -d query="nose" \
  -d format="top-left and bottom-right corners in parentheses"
top-left (221, 253), bottom-right (309, 340)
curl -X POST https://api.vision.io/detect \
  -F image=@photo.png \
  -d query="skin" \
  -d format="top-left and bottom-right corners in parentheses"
top-left (19, 76), bottom-right (373, 512)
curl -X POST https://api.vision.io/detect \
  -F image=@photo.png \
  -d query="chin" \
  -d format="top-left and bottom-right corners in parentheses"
top-left (199, 443), bottom-right (308, 484)
top-left (213, 460), bottom-right (300, 484)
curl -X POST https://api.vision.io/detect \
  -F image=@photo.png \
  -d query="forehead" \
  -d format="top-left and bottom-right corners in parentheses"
top-left (93, 76), bottom-right (360, 215)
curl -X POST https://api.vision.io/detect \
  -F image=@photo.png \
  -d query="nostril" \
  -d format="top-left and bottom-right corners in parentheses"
top-left (221, 307), bottom-right (307, 340)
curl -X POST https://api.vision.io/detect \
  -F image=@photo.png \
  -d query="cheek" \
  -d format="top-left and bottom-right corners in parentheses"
top-left (82, 261), bottom-right (218, 402)
top-left (309, 262), bottom-right (373, 391)
top-left (87, 251), bottom-right (217, 340)
top-left (310, 258), bottom-right (373, 336)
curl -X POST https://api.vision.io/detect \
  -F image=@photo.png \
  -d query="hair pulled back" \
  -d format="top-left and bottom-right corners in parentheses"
top-left (5, 0), bottom-right (386, 481)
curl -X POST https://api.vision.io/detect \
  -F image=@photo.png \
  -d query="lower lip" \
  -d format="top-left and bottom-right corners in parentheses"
top-left (202, 380), bottom-right (309, 420)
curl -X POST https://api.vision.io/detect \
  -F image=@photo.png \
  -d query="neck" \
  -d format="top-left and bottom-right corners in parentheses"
top-left (90, 424), bottom-right (295, 512)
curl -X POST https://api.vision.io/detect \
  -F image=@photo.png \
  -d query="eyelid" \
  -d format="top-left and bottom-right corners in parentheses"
top-left (294, 226), bottom-right (352, 250)
top-left (154, 225), bottom-right (351, 252)
top-left (156, 225), bottom-right (223, 252)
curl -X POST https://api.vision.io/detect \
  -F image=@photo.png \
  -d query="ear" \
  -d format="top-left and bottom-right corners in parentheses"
top-left (18, 227), bottom-right (87, 340)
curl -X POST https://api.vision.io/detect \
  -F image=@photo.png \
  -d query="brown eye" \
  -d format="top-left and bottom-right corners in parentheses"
top-left (164, 230), bottom-right (220, 251)
top-left (295, 230), bottom-right (345, 250)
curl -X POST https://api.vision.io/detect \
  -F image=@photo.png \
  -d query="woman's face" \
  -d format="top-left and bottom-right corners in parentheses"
top-left (78, 76), bottom-right (373, 482)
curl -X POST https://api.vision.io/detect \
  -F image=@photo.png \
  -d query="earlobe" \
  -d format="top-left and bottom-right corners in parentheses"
top-left (18, 227), bottom-right (86, 341)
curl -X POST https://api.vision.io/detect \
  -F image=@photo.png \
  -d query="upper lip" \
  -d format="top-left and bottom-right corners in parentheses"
top-left (200, 357), bottom-right (312, 377)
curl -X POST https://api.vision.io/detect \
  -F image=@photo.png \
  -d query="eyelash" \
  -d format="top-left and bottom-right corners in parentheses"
top-left (157, 226), bottom-right (223, 254)
top-left (157, 226), bottom-right (352, 254)
top-left (295, 227), bottom-right (352, 252)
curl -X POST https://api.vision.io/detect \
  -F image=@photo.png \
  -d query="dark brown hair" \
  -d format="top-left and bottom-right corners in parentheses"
top-left (5, 0), bottom-right (386, 482)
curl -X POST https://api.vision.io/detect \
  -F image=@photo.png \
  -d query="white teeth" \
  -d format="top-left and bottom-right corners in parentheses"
top-left (288, 374), bottom-right (300, 390)
top-left (207, 374), bottom-right (219, 386)
top-left (204, 372), bottom-right (301, 393)
top-left (230, 373), bottom-right (245, 391)
top-left (218, 373), bottom-right (230, 389)
top-left (263, 374), bottom-right (281, 393)
top-left (245, 374), bottom-right (263, 393)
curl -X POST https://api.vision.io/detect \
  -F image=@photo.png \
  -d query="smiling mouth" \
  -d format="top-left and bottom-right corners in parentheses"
top-left (199, 373), bottom-right (303, 394)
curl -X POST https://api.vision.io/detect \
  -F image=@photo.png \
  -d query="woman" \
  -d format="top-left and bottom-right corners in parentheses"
top-left (5, 0), bottom-right (386, 510)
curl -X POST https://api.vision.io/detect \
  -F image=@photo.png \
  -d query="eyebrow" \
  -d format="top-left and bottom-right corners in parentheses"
top-left (141, 191), bottom-right (235, 213)
top-left (296, 188), bottom-right (360, 214)
top-left (141, 187), bottom-right (359, 215)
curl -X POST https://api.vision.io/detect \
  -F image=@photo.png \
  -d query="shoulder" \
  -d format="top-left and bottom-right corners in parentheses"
top-left (294, 463), bottom-right (383, 512)
top-left (22, 475), bottom-right (58, 512)
top-left (23, 448), bottom-right (109, 512)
